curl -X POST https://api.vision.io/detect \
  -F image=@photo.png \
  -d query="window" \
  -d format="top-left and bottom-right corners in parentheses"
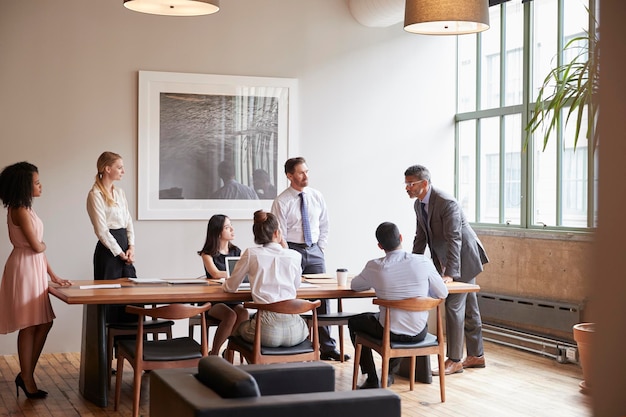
top-left (456, 0), bottom-right (596, 230)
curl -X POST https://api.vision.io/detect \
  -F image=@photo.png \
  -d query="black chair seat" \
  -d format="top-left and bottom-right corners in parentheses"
top-left (356, 332), bottom-right (439, 349)
top-left (117, 337), bottom-right (203, 361)
top-left (302, 311), bottom-right (359, 323)
top-left (229, 335), bottom-right (315, 356)
top-left (302, 309), bottom-right (358, 363)
top-left (108, 319), bottom-right (175, 330)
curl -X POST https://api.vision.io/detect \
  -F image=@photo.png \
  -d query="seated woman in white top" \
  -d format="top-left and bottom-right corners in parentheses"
top-left (223, 210), bottom-right (308, 347)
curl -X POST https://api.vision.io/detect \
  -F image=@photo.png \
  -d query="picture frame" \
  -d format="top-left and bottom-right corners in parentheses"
top-left (137, 70), bottom-right (297, 220)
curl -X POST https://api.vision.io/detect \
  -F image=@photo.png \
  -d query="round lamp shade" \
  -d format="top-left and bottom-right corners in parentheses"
top-left (123, 0), bottom-right (220, 16)
top-left (404, 0), bottom-right (489, 35)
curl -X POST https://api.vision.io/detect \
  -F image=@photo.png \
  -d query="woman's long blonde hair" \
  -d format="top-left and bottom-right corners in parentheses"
top-left (94, 151), bottom-right (121, 207)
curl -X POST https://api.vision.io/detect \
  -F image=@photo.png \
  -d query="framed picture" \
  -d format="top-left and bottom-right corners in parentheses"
top-left (137, 71), bottom-right (297, 220)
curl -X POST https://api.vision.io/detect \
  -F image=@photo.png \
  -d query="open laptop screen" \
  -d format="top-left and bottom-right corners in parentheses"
top-left (225, 256), bottom-right (249, 283)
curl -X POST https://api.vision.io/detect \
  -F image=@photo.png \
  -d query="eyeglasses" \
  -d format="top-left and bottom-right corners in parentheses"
top-left (404, 180), bottom-right (424, 188)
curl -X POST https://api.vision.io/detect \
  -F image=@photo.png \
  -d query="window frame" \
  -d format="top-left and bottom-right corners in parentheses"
top-left (455, 0), bottom-right (596, 233)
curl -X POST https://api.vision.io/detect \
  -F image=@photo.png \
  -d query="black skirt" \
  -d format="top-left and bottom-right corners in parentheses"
top-left (93, 228), bottom-right (137, 324)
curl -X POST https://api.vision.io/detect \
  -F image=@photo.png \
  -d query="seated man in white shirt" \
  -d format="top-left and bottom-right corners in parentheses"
top-left (349, 222), bottom-right (449, 389)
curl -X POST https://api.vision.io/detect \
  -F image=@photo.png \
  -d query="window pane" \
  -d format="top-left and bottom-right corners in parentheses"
top-left (479, 117), bottom-right (500, 223)
top-left (458, 120), bottom-right (477, 221)
top-left (562, 106), bottom-right (588, 227)
top-left (564, 0), bottom-right (589, 41)
top-left (503, 1), bottom-right (524, 106)
top-left (503, 114), bottom-right (521, 225)
top-left (457, 34), bottom-right (477, 113)
top-left (531, 0), bottom-right (558, 100)
top-left (533, 122), bottom-right (557, 227)
top-left (480, 6), bottom-right (501, 109)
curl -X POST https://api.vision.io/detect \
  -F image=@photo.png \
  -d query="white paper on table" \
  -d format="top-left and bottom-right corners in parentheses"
top-left (78, 284), bottom-right (122, 289)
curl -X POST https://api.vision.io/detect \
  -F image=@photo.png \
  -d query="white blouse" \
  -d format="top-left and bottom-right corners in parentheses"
top-left (223, 242), bottom-right (303, 304)
top-left (86, 185), bottom-right (134, 256)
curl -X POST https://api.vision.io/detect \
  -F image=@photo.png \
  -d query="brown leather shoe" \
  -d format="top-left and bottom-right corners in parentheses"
top-left (432, 359), bottom-right (464, 376)
top-left (462, 355), bottom-right (486, 369)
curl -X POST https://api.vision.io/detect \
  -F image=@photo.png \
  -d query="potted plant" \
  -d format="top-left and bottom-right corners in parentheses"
top-left (572, 322), bottom-right (594, 394)
top-left (525, 11), bottom-right (599, 151)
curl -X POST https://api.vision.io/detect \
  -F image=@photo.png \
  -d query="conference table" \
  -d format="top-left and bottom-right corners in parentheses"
top-left (49, 278), bottom-right (479, 407)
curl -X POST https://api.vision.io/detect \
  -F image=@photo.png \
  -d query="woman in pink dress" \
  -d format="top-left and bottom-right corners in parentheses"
top-left (0, 162), bottom-right (71, 399)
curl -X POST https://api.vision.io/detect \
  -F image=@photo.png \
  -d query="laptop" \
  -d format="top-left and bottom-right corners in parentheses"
top-left (225, 256), bottom-right (249, 284)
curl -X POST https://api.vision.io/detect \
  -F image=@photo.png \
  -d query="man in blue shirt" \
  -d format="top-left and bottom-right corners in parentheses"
top-left (349, 222), bottom-right (449, 389)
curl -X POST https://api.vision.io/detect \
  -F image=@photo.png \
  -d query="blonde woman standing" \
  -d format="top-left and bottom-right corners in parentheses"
top-left (86, 152), bottom-right (136, 326)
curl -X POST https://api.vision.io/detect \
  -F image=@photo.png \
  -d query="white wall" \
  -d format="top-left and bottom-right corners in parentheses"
top-left (0, 0), bottom-right (455, 354)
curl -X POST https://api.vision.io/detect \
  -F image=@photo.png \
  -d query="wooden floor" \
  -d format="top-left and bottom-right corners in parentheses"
top-left (0, 340), bottom-right (592, 417)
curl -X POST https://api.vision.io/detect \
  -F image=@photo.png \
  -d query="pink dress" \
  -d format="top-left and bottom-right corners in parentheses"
top-left (0, 208), bottom-right (55, 334)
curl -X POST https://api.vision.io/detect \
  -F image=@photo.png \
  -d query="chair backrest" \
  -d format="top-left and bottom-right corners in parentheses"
top-left (241, 299), bottom-right (321, 362)
top-left (373, 296), bottom-right (442, 312)
top-left (126, 302), bottom-right (212, 321)
top-left (126, 302), bottom-right (212, 358)
top-left (244, 299), bottom-right (321, 315)
top-left (372, 297), bottom-right (444, 346)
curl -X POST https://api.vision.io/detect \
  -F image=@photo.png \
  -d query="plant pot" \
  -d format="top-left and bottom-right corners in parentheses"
top-left (573, 322), bottom-right (594, 394)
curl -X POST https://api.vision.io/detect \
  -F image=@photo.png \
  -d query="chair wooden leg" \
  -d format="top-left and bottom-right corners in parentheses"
top-left (338, 325), bottom-right (345, 363)
top-left (107, 332), bottom-right (114, 390)
top-left (409, 356), bottom-right (416, 391)
top-left (438, 354), bottom-right (446, 402)
top-left (132, 365), bottom-right (142, 417)
top-left (352, 343), bottom-right (362, 390)
top-left (114, 356), bottom-right (124, 411)
top-left (380, 354), bottom-right (389, 389)
top-left (225, 347), bottom-right (235, 364)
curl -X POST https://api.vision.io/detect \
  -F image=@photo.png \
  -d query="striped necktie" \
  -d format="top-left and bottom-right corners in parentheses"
top-left (300, 192), bottom-right (313, 246)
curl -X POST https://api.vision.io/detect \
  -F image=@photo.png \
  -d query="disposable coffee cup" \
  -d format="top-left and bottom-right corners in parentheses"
top-left (336, 268), bottom-right (348, 286)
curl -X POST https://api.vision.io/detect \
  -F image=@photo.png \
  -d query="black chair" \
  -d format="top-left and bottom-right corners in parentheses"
top-left (225, 299), bottom-right (321, 364)
top-left (106, 305), bottom-right (174, 389)
top-left (351, 297), bottom-right (446, 401)
top-left (302, 298), bottom-right (358, 362)
top-left (114, 302), bottom-right (212, 417)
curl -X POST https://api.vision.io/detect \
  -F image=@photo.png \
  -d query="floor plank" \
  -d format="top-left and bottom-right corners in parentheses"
top-left (0, 340), bottom-right (592, 417)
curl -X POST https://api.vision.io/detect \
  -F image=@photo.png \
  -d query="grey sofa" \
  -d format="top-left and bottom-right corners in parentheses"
top-left (150, 356), bottom-right (401, 417)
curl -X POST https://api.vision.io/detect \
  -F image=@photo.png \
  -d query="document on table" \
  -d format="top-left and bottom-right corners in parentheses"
top-left (128, 278), bottom-right (209, 285)
top-left (78, 284), bottom-right (122, 290)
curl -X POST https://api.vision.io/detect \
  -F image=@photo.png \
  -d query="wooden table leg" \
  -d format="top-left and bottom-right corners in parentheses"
top-left (79, 304), bottom-right (108, 407)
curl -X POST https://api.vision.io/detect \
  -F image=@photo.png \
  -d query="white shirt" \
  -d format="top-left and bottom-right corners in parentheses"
top-left (351, 249), bottom-right (449, 336)
top-left (223, 242), bottom-right (303, 304)
top-left (271, 186), bottom-right (329, 249)
top-left (86, 185), bottom-right (135, 256)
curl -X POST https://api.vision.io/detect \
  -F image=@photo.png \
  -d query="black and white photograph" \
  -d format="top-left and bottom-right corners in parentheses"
top-left (138, 71), bottom-right (296, 219)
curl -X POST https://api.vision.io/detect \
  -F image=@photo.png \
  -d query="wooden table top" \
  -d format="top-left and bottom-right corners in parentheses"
top-left (48, 278), bottom-right (479, 305)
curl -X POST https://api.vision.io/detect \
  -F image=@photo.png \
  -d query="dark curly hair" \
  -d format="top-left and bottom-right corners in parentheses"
top-left (0, 162), bottom-right (38, 208)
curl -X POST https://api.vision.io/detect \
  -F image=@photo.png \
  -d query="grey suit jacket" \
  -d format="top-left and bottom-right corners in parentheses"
top-left (412, 186), bottom-right (489, 282)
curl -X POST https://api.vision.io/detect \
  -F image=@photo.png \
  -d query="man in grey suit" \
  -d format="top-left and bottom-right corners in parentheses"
top-left (404, 165), bottom-right (489, 375)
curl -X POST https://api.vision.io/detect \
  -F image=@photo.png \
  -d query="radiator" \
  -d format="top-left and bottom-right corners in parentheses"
top-left (477, 292), bottom-right (582, 363)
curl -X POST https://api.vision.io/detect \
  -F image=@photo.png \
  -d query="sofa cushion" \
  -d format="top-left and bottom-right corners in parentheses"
top-left (242, 361), bottom-right (335, 395)
top-left (195, 356), bottom-right (260, 398)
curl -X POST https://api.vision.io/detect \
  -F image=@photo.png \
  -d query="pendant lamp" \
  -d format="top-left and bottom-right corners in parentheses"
top-left (404, 0), bottom-right (489, 35)
top-left (123, 0), bottom-right (220, 16)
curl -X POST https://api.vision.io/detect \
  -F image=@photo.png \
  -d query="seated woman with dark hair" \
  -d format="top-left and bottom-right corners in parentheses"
top-left (198, 214), bottom-right (248, 355)
top-left (223, 210), bottom-right (308, 347)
